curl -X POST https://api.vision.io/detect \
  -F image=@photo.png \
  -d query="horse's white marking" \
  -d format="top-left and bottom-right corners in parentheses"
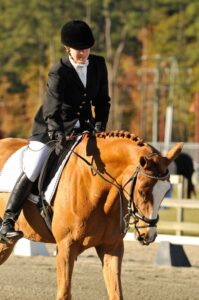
top-left (148, 180), bottom-right (171, 241)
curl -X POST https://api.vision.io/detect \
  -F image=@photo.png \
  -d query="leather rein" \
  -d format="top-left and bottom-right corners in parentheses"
top-left (72, 151), bottom-right (169, 234)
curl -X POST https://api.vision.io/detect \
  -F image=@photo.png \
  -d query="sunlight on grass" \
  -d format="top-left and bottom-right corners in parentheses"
top-left (158, 206), bottom-right (199, 236)
top-left (159, 207), bottom-right (199, 223)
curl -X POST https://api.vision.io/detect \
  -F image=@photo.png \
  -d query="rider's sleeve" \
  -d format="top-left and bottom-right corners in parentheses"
top-left (42, 70), bottom-right (65, 136)
top-left (93, 57), bottom-right (111, 129)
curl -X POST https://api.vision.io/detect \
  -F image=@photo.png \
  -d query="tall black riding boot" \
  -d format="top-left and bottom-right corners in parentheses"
top-left (0, 172), bottom-right (33, 240)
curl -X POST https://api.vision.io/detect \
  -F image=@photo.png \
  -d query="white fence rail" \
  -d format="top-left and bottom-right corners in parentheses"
top-left (159, 199), bottom-right (199, 235)
top-left (159, 175), bottom-right (199, 235)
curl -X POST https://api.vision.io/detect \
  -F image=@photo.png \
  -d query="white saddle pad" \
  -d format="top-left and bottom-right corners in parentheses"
top-left (0, 135), bottom-right (83, 204)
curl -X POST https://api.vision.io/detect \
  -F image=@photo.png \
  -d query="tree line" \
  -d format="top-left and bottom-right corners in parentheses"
top-left (0, 0), bottom-right (198, 142)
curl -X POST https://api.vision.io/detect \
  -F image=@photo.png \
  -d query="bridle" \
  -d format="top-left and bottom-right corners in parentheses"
top-left (122, 164), bottom-right (169, 234)
top-left (72, 151), bottom-right (169, 235)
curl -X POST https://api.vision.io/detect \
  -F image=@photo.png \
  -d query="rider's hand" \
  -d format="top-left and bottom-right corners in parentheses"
top-left (54, 131), bottom-right (66, 155)
top-left (94, 122), bottom-right (105, 132)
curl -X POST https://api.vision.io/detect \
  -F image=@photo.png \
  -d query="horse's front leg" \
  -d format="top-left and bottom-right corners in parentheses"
top-left (96, 241), bottom-right (124, 300)
top-left (0, 241), bottom-right (16, 265)
top-left (55, 236), bottom-right (79, 300)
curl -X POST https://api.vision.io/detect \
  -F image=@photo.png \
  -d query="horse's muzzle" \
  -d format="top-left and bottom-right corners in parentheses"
top-left (137, 232), bottom-right (157, 246)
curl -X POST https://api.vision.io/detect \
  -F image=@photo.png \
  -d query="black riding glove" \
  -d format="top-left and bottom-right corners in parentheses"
top-left (49, 131), bottom-right (66, 156)
top-left (94, 122), bottom-right (105, 132)
top-left (55, 131), bottom-right (67, 156)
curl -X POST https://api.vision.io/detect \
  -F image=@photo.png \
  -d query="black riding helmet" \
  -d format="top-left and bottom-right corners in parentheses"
top-left (61, 20), bottom-right (95, 50)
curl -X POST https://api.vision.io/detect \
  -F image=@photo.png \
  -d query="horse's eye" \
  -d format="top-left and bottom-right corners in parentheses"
top-left (138, 190), bottom-right (145, 198)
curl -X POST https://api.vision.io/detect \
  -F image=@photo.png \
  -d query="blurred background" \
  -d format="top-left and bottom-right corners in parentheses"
top-left (0, 0), bottom-right (199, 172)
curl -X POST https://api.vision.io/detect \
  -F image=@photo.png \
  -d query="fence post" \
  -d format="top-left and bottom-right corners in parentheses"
top-left (176, 175), bottom-right (185, 235)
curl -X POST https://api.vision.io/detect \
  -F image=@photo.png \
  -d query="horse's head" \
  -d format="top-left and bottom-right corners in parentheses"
top-left (130, 142), bottom-right (183, 245)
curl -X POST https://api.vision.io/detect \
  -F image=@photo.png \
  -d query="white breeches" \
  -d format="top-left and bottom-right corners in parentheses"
top-left (23, 141), bottom-right (50, 182)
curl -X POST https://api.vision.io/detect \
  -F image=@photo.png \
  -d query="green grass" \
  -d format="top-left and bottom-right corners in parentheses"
top-left (159, 207), bottom-right (199, 223)
top-left (158, 207), bottom-right (199, 236)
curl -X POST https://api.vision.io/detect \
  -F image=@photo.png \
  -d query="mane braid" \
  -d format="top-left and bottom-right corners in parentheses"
top-left (86, 130), bottom-right (145, 146)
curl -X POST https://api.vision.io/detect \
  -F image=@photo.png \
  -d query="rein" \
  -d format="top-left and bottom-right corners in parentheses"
top-left (72, 150), bottom-right (169, 234)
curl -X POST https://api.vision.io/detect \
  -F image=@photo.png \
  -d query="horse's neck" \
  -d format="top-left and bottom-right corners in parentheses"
top-left (81, 136), bottom-right (140, 178)
top-left (74, 136), bottom-right (142, 215)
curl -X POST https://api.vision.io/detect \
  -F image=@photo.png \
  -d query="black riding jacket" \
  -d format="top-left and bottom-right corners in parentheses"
top-left (30, 54), bottom-right (111, 143)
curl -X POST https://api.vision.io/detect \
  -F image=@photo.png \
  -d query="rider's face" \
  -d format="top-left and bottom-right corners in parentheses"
top-left (66, 47), bottom-right (90, 64)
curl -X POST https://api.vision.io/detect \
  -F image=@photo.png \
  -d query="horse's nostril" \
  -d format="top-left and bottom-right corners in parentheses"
top-left (137, 236), bottom-right (150, 246)
top-left (137, 235), bottom-right (145, 243)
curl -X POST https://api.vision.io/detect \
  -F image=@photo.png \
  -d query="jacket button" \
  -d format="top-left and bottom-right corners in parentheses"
top-left (82, 101), bottom-right (86, 104)
top-left (84, 93), bottom-right (87, 96)
top-left (79, 106), bottom-right (83, 109)
top-left (77, 112), bottom-right (80, 116)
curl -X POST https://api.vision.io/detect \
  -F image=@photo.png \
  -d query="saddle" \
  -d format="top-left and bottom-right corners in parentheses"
top-left (36, 137), bottom-right (81, 233)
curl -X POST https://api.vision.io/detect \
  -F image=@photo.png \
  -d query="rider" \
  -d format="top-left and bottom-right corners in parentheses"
top-left (0, 20), bottom-right (111, 241)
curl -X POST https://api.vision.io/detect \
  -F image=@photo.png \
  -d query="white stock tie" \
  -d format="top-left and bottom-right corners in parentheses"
top-left (76, 64), bottom-right (87, 87)
top-left (69, 57), bottom-right (89, 88)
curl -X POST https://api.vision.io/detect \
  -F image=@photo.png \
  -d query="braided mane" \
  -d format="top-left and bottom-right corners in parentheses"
top-left (88, 130), bottom-right (145, 146)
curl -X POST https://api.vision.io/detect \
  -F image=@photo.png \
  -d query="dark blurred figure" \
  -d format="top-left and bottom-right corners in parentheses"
top-left (174, 153), bottom-right (195, 198)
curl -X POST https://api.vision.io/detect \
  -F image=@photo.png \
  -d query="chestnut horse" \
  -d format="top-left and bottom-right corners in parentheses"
top-left (0, 131), bottom-right (183, 300)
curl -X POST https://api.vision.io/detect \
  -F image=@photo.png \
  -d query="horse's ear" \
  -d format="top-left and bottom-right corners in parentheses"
top-left (139, 156), bottom-right (151, 169)
top-left (165, 142), bottom-right (184, 164)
